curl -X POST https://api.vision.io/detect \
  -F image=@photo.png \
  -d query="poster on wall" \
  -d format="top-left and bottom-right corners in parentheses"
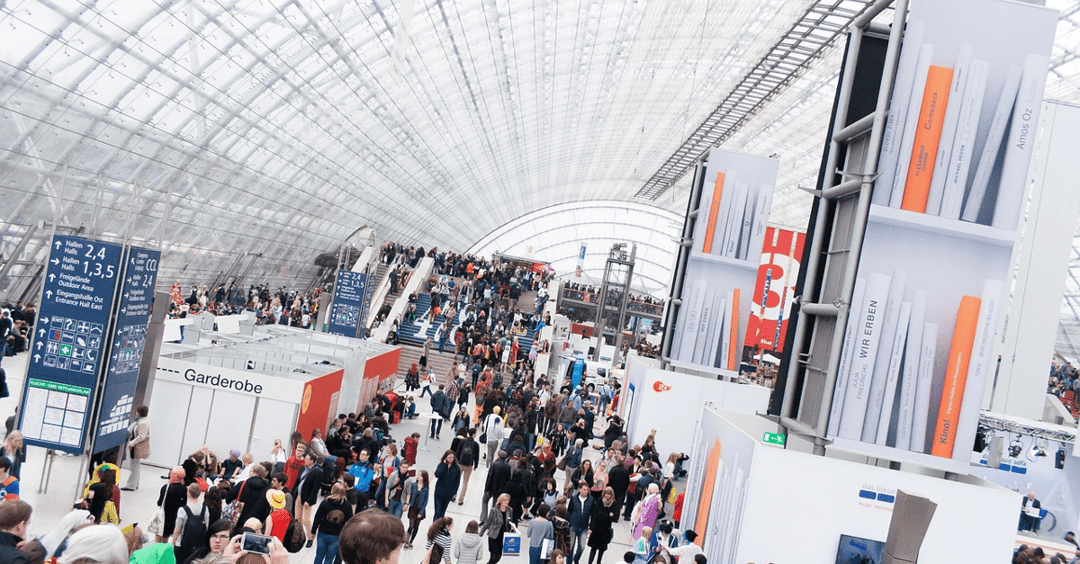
top-left (744, 227), bottom-right (805, 354)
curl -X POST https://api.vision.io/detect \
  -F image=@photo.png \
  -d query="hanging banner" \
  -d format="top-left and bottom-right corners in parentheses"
top-left (19, 236), bottom-right (122, 454)
top-left (327, 270), bottom-right (367, 337)
top-left (93, 246), bottom-right (160, 453)
top-left (743, 227), bottom-right (805, 354)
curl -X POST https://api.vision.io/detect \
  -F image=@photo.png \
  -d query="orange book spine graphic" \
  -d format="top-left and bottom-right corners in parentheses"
top-left (930, 295), bottom-right (981, 457)
top-left (694, 440), bottom-right (722, 545)
top-left (727, 288), bottom-right (740, 370)
top-left (901, 65), bottom-right (954, 213)
top-left (702, 172), bottom-right (726, 254)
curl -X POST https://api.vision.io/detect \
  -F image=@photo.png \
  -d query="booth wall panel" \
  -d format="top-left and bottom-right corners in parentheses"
top-left (146, 380), bottom-right (192, 468)
top-left (203, 389), bottom-right (257, 461)
top-left (251, 397), bottom-right (299, 458)
top-left (180, 387), bottom-right (215, 463)
top-left (296, 370), bottom-right (344, 439)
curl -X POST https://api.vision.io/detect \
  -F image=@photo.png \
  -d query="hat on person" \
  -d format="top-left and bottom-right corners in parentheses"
top-left (230, 449), bottom-right (241, 458)
top-left (267, 490), bottom-right (286, 510)
top-left (493, 406), bottom-right (501, 414)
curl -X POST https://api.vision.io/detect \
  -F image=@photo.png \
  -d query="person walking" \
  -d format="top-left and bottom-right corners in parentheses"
top-left (312, 482), bottom-right (354, 564)
top-left (482, 407), bottom-right (505, 466)
top-left (403, 470), bottom-right (430, 549)
top-left (433, 450), bottom-right (461, 519)
top-left (587, 488), bottom-right (619, 564)
top-left (122, 406), bottom-right (151, 491)
top-left (454, 520), bottom-right (486, 564)
top-left (480, 451), bottom-right (511, 523)
top-left (568, 482), bottom-right (595, 564)
top-left (479, 494), bottom-right (517, 564)
top-left (296, 451), bottom-right (324, 548)
top-left (455, 429), bottom-right (480, 505)
top-left (528, 504), bottom-right (555, 564)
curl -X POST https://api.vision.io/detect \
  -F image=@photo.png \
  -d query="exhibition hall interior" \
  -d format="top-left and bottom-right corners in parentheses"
top-left (4, 0), bottom-right (1080, 562)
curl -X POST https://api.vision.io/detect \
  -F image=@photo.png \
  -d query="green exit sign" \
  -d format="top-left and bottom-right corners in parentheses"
top-left (763, 432), bottom-right (786, 446)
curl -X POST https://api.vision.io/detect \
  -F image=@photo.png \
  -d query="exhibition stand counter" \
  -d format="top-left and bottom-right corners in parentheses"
top-left (681, 407), bottom-right (1020, 563)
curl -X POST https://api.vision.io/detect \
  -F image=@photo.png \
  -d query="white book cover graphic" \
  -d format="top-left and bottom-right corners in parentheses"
top-left (693, 288), bottom-right (717, 365)
top-left (711, 297), bottom-right (727, 368)
top-left (862, 269), bottom-right (907, 442)
top-left (925, 45), bottom-right (972, 216)
top-left (737, 185), bottom-right (758, 260)
top-left (992, 54), bottom-right (1050, 230)
top-left (951, 279), bottom-right (1005, 458)
top-left (718, 291), bottom-right (734, 369)
top-left (939, 59), bottom-right (989, 220)
top-left (827, 277), bottom-right (867, 438)
top-left (890, 44), bottom-right (935, 209)
top-left (895, 290), bottom-right (927, 450)
top-left (838, 272), bottom-right (891, 440)
top-left (876, 301), bottom-right (911, 446)
top-left (875, 19), bottom-right (927, 207)
top-left (724, 182), bottom-right (749, 258)
top-left (962, 65), bottom-right (1023, 223)
top-left (910, 322), bottom-right (939, 454)
top-left (746, 184), bottom-right (772, 264)
top-left (678, 280), bottom-right (706, 362)
top-left (704, 292), bottom-right (723, 368)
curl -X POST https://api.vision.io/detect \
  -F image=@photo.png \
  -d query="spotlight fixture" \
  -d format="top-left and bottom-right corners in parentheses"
top-left (1009, 435), bottom-right (1024, 459)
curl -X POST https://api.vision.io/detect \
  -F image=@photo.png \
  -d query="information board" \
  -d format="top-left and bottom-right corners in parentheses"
top-left (19, 236), bottom-right (121, 454)
top-left (327, 271), bottom-right (367, 337)
top-left (92, 246), bottom-right (160, 453)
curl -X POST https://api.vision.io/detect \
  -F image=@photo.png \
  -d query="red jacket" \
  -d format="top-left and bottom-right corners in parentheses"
top-left (403, 437), bottom-right (418, 466)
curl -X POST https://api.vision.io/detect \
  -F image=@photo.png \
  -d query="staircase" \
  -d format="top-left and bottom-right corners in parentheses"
top-left (395, 343), bottom-right (461, 391)
top-left (376, 268), bottom-right (407, 317)
top-left (397, 293), bottom-right (464, 347)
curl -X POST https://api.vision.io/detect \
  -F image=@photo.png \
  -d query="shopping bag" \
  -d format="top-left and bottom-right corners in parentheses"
top-left (502, 532), bottom-right (521, 555)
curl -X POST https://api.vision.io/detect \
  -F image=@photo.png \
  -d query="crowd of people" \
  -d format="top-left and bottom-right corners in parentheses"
top-left (166, 282), bottom-right (325, 330)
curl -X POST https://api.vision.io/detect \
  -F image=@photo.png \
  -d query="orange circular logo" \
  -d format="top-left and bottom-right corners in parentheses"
top-left (653, 381), bottom-right (672, 393)
top-left (301, 384), bottom-right (312, 414)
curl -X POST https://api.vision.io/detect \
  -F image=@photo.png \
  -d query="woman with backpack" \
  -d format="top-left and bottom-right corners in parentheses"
top-left (403, 470), bottom-right (430, 549)
top-left (425, 516), bottom-right (454, 564)
top-left (312, 482), bottom-right (354, 564)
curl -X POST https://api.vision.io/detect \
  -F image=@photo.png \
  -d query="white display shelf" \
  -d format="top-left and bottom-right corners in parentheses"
top-left (667, 357), bottom-right (741, 380)
top-left (827, 436), bottom-right (971, 474)
top-left (688, 251), bottom-right (761, 270)
top-left (867, 204), bottom-right (1015, 248)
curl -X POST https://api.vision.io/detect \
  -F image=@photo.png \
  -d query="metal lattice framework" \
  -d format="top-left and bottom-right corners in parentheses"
top-left (3, 0), bottom-right (1080, 362)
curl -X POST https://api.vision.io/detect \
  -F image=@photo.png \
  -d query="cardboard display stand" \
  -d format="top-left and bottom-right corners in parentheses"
top-left (682, 407), bottom-right (1020, 564)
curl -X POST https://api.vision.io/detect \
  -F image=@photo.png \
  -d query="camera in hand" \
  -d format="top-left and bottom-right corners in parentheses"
top-left (241, 532), bottom-right (272, 555)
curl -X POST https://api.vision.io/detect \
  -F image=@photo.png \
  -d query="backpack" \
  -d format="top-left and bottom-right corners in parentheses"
top-left (458, 441), bottom-right (476, 467)
top-left (283, 517), bottom-right (306, 553)
top-left (179, 506), bottom-right (208, 557)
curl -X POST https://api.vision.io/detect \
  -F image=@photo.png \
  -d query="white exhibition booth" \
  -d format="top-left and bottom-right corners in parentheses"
top-left (681, 407), bottom-right (1020, 563)
top-left (623, 355), bottom-right (770, 456)
top-left (146, 324), bottom-right (399, 468)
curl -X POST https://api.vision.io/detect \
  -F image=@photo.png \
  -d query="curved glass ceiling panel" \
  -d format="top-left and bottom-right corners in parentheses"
top-left (467, 201), bottom-right (682, 297)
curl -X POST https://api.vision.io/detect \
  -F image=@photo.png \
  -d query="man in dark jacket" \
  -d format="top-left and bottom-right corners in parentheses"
top-left (0, 499), bottom-right (31, 564)
top-left (430, 385), bottom-right (449, 439)
top-left (455, 428), bottom-right (481, 504)
top-left (480, 450), bottom-right (511, 522)
top-left (228, 464), bottom-right (271, 530)
top-left (568, 482), bottom-right (595, 564)
top-left (297, 452), bottom-right (324, 547)
top-left (607, 457), bottom-right (631, 523)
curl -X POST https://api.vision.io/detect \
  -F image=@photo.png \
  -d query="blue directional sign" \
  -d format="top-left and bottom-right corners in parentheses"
top-left (92, 246), bottom-right (160, 453)
top-left (327, 270), bottom-right (367, 337)
top-left (19, 236), bottom-right (122, 454)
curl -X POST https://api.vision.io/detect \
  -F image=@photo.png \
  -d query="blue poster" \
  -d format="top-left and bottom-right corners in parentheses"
top-left (571, 358), bottom-right (585, 389)
top-left (327, 270), bottom-right (367, 337)
top-left (19, 236), bottom-right (122, 454)
top-left (92, 247), bottom-right (160, 453)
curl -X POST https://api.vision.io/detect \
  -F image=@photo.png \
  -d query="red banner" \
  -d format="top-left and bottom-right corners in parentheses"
top-left (296, 369), bottom-right (344, 439)
top-left (744, 227), bottom-right (805, 353)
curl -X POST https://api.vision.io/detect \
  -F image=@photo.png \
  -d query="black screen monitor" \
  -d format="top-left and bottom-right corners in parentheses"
top-left (835, 534), bottom-right (885, 564)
